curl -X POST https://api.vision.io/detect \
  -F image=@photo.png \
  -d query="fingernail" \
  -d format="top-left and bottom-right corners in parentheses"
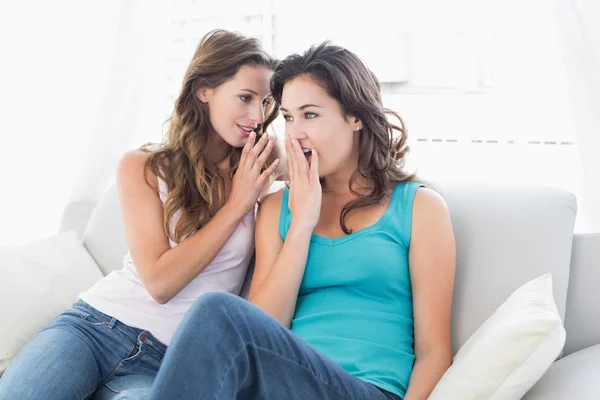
top-left (250, 131), bottom-right (256, 138)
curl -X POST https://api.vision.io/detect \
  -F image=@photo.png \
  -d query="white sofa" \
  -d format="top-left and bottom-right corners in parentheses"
top-left (60, 183), bottom-right (600, 399)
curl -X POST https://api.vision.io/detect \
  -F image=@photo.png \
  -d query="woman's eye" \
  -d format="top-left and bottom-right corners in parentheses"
top-left (305, 112), bottom-right (317, 119)
top-left (262, 98), bottom-right (271, 106)
top-left (240, 95), bottom-right (251, 102)
top-left (283, 115), bottom-right (293, 122)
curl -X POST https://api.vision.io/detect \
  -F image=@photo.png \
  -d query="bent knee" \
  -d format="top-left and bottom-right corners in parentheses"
top-left (188, 292), bottom-right (247, 321)
top-left (193, 292), bottom-right (241, 309)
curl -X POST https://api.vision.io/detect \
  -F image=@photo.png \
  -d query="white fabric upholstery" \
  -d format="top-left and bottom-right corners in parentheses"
top-left (0, 231), bottom-right (103, 374)
top-left (524, 344), bottom-right (600, 399)
top-left (563, 233), bottom-right (600, 356)
top-left (429, 274), bottom-right (566, 400)
top-left (80, 185), bottom-right (127, 276)
top-left (438, 183), bottom-right (576, 353)
top-left (58, 200), bottom-right (96, 240)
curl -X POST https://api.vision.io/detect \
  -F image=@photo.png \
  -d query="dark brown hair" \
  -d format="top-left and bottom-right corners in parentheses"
top-left (271, 42), bottom-right (417, 234)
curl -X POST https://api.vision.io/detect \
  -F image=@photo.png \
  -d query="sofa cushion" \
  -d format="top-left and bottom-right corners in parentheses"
top-left (439, 183), bottom-right (576, 353)
top-left (0, 231), bottom-right (103, 375)
top-left (524, 344), bottom-right (600, 399)
top-left (429, 274), bottom-right (566, 400)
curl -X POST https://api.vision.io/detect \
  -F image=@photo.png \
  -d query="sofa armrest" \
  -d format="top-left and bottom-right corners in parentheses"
top-left (563, 233), bottom-right (600, 356)
top-left (58, 201), bottom-right (97, 239)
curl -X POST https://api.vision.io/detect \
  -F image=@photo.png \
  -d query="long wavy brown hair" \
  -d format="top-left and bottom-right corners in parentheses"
top-left (142, 30), bottom-right (279, 243)
top-left (271, 42), bottom-right (418, 234)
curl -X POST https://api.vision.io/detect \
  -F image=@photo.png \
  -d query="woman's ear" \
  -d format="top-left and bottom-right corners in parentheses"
top-left (348, 115), bottom-right (363, 132)
top-left (196, 87), bottom-right (213, 103)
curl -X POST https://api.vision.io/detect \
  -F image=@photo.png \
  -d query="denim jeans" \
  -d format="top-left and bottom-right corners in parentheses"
top-left (149, 292), bottom-right (402, 400)
top-left (0, 300), bottom-right (165, 400)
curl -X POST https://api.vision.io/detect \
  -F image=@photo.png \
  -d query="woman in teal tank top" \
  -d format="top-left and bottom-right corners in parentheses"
top-left (148, 43), bottom-right (456, 400)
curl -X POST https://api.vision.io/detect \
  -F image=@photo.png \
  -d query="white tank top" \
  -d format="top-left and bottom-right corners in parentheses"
top-left (80, 176), bottom-right (254, 345)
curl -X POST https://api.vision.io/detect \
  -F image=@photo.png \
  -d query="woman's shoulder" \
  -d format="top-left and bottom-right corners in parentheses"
top-left (412, 185), bottom-right (446, 210)
top-left (411, 185), bottom-right (451, 229)
top-left (120, 148), bottom-right (150, 163)
top-left (386, 181), bottom-right (449, 245)
top-left (258, 187), bottom-right (286, 217)
top-left (117, 149), bottom-right (158, 192)
top-left (256, 188), bottom-right (287, 240)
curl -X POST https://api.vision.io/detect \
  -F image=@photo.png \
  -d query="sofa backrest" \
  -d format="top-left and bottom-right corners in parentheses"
top-left (437, 183), bottom-right (576, 353)
top-left (78, 183), bottom-right (578, 355)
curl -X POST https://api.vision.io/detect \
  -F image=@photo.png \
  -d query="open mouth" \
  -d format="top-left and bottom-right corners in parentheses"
top-left (302, 148), bottom-right (313, 160)
top-left (237, 124), bottom-right (254, 137)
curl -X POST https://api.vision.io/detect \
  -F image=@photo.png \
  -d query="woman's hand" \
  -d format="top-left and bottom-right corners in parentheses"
top-left (228, 132), bottom-right (280, 218)
top-left (285, 134), bottom-right (321, 231)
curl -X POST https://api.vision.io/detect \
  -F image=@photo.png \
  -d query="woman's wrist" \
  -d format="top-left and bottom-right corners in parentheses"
top-left (221, 201), bottom-right (250, 223)
top-left (288, 220), bottom-right (315, 238)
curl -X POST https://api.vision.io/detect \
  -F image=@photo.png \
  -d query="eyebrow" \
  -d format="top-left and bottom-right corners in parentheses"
top-left (241, 89), bottom-right (258, 95)
top-left (280, 104), bottom-right (323, 112)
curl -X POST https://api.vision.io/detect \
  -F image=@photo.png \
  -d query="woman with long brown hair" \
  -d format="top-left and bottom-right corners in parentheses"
top-left (0, 29), bottom-right (280, 399)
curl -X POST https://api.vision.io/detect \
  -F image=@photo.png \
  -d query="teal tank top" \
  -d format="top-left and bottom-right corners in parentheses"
top-left (279, 181), bottom-right (423, 398)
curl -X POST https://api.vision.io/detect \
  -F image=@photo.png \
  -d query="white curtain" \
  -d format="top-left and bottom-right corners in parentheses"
top-left (2, 0), bottom-right (597, 246)
top-left (0, 0), bottom-right (165, 246)
top-left (553, 0), bottom-right (600, 232)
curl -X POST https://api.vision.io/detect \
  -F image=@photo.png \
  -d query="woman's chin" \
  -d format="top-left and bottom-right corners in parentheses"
top-left (223, 133), bottom-right (248, 149)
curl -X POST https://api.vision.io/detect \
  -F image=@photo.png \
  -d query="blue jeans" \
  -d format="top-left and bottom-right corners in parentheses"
top-left (0, 300), bottom-right (165, 400)
top-left (149, 292), bottom-right (401, 400)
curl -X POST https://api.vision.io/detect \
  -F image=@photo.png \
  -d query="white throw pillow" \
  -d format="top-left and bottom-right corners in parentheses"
top-left (429, 273), bottom-right (566, 400)
top-left (0, 231), bottom-right (103, 375)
